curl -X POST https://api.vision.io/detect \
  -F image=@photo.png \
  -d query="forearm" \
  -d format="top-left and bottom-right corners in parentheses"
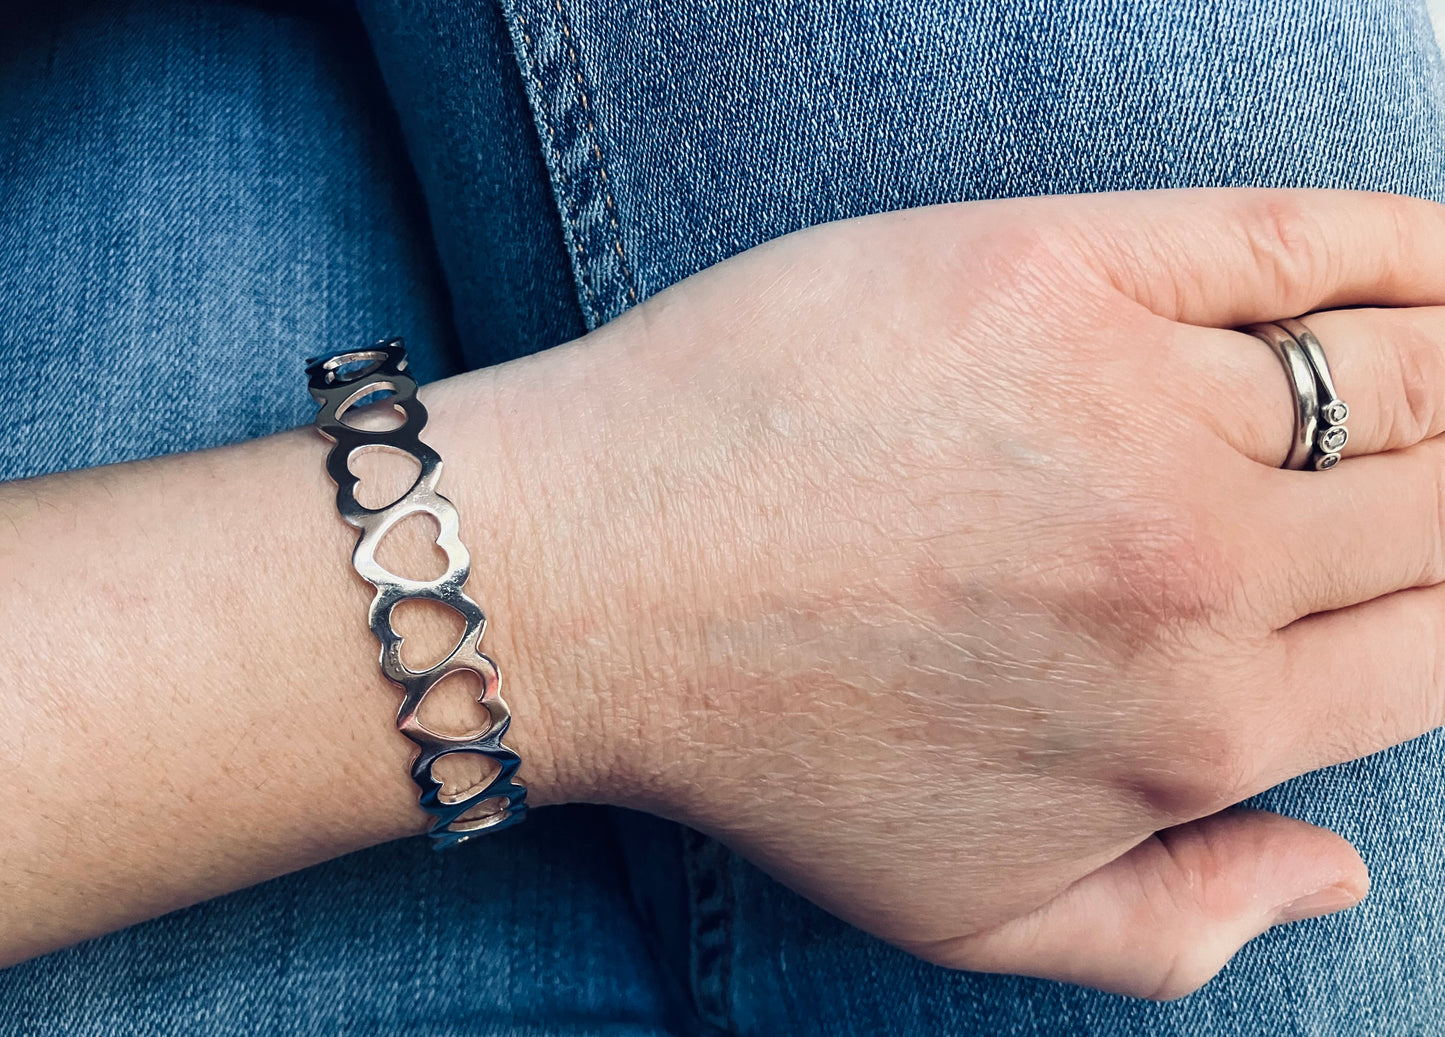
top-left (0, 356), bottom-right (619, 967)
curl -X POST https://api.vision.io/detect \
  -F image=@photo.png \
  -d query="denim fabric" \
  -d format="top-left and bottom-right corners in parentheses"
top-left (0, 0), bottom-right (467, 481)
top-left (4, 0), bottom-right (1445, 1034)
top-left (498, 0), bottom-right (1445, 325)
top-left (349, 0), bottom-right (587, 369)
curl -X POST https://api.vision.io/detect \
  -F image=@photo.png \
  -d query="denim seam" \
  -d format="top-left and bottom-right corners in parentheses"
top-left (682, 828), bottom-right (737, 1034)
top-left (509, 11), bottom-right (601, 325)
top-left (500, 1), bottom-right (639, 329)
top-left (549, 0), bottom-right (639, 310)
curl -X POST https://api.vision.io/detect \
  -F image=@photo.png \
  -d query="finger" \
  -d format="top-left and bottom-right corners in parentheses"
top-left (1272, 579), bottom-right (1445, 774)
top-left (1056, 188), bottom-right (1445, 325)
top-left (923, 810), bottom-right (1366, 1000)
top-left (1221, 437), bottom-right (1445, 627)
top-left (1188, 308), bottom-right (1445, 467)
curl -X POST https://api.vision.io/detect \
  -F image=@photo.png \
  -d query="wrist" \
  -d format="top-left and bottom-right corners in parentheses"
top-left (0, 345), bottom-right (675, 967)
top-left (419, 351), bottom-right (653, 812)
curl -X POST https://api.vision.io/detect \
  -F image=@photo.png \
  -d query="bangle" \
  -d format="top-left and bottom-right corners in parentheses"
top-left (305, 339), bottom-right (527, 849)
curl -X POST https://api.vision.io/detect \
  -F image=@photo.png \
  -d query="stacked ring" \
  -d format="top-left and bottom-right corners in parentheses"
top-left (1244, 322), bottom-right (1320, 471)
top-left (1276, 317), bottom-right (1350, 470)
top-left (1243, 318), bottom-right (1350, 472)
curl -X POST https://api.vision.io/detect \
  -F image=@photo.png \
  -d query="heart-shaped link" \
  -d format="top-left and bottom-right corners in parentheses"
top-left (306, 339), bottom-right (527, 848)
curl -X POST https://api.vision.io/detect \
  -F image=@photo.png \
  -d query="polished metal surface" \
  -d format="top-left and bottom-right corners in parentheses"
top-left (1244, 322), bottom-right (1320, 471)
top-left (1275, 317), bottom-right (1350, 471)
top-left (306, 339), bottom-right (527, 849)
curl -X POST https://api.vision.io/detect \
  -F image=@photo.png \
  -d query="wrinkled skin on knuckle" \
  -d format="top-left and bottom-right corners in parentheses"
top-left (1240, 194), bottom-right (1332, 299)
top-left (1061, 502), bottom-right (1258, 791)
top-left (1114, 708), bottom-right (1257, 821)
top-left (1382, 309), bottom-right (1445, 447)
top-left (1042, 485), bottom-right (1243, 659)
top-left (974, 483), bottom-right (1263, 799)
top-left (1078, 191), bottom-right (1332, 320)
top-left (1165, 193), bottom-right (1335, 316)
top-left (1100, 609), bottom-right (1279, 821)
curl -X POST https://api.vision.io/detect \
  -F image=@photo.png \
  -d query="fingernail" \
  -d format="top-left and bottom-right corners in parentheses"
top-left (1274, 882), bottom-right (1364, 925)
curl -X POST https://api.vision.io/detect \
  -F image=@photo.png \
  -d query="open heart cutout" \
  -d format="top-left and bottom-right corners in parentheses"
top-left (396, 654), bottom-right (503, 743)
top-left (354, 495), bottom-right (469, 593)
top-left (371, 511), bottom-right (451, 583)
top-left (347, 444), bottom-right (424, 511)
top-left (412, 745), bottom-right (526, 843)
top-left (412, 667), bottom-right (495, 741)
top-left (429, 749), bottom-right (503, 805)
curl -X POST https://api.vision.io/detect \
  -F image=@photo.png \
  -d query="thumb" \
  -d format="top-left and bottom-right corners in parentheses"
top-left (938, 809), bottom-right (1368, 1000)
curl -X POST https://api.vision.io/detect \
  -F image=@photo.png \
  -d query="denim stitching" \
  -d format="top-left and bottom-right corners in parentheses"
top-left (550, 0), bottom-right (639, 310)
top-left (510, 12), bottom-right (602, 326)
top-left (683, 827), bottom-right (737, 1033)
top-left (500, 1), bottom-right (639, 328)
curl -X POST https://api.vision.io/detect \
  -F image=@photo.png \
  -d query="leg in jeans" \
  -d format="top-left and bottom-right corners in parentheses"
top-left (0, 2), bottom-right (678, 1033)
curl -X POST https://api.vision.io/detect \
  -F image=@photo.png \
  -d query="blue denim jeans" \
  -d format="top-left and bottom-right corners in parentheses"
top-left (3, 0), bottom-right (1445, 1033)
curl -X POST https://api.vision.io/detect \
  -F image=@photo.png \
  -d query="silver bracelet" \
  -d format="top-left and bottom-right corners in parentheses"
top-left (305, 339), bottom-right (527, 849)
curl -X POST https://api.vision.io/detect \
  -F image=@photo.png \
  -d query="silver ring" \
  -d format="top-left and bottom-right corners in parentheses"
top-left (1244, 322), bottom-right (1319, 471)
top-left (1275, 317), bottom-right (1350, 471)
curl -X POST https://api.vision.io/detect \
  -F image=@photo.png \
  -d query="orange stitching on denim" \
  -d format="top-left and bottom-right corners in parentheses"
top-left (516, 14), bottom-right (602, 325)
top-left (552, 0), bottom-right (639, 305)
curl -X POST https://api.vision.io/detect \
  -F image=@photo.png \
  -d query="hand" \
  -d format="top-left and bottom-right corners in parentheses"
top-left (502, 188), bottom-right (1445, 998)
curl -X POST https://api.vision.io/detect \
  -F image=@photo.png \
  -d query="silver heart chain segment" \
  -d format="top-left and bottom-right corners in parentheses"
top-left (305, 339), bottom-right (527, 849)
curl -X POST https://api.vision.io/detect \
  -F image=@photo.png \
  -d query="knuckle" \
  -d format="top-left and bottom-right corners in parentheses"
top-left (1120, 646), bottom-right (1268, 820)
top-left (1078, 503), bottom-right (1240, 651)
top-left (1242, 195), bottom-right (1329, 300)
top-left (1125, 715), bottom-right (1255, 819)
top-left (1425, 451), bottom-right (1445, 588)
top-left (1383, 311), bottom-right (1445, 447)
top-left (970, 223), bottom-right (1092, 312)
top-left (1063, 504), bottom-right (1261, 820)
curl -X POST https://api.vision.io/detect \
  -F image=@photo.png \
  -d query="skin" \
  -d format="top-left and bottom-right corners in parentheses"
top-left (5, 187), bottom-right (1445, 1000)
